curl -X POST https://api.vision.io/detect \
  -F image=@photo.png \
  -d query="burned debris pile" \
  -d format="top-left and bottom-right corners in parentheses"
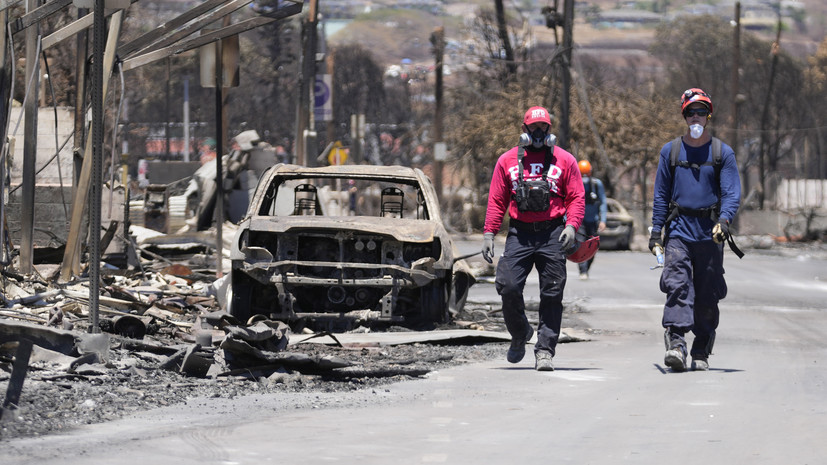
top-left (0, 224), bottom-right (518, 440)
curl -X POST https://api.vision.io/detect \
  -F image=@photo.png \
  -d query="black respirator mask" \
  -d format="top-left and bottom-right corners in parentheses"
top-left (519, 130), bottom-right (557, 149)
top-left (530, 128), bottom-right (548, 148)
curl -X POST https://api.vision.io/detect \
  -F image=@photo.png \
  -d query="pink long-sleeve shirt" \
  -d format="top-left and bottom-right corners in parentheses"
top-left (483, 145), bottom-right (585, 235)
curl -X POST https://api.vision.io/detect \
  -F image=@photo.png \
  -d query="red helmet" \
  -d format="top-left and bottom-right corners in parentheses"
top-left (681, 88), bottom-right (713, 114)
top-left (566, 236), bottom-right (600, 263)
top-left (578, 160), bottom-right (592, 176)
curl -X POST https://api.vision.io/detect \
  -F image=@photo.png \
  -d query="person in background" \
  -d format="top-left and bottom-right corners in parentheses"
top-left (347, 179), bottom-right (358, 215)
top-left (481, 106), bottom-right (585, 372)
top-left (649, 88), bottom-right (741, 372)
top-left (275, 145), bottom-right (291, 164)
top-left (576, 160), bottom-right (606, 280)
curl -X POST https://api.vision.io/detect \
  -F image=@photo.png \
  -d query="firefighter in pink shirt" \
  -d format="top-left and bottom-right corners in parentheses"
top-left (481, 106), bottom-right (585, 371)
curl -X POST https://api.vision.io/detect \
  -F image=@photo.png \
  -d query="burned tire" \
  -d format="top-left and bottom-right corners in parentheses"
top-left (404, 278), bottom-right (448, 329)
top-left (228, 272), bottom-right (254, 324)
top-left (228, 272), bottom-right (280, 324)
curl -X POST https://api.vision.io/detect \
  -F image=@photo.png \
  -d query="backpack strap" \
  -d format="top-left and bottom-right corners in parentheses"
top-left (711, 136), bottom-right (722, 196)
top-left (668, 136), bottom-right (682, 177)
top-left (517, 146), bottom-right (526, 184)
top-left (591, 178), bottom-right (598, 202)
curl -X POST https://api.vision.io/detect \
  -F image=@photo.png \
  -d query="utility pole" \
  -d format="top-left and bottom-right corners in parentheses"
top-left (183, 78), bottom-right (190, 162)
top-left (559, 0), bottom-right (574, 150)
top-left (431, 27), bottom-right (445, 202)
top-left (731, 2), bottom-right (744, 193)
top-left (20, 0), bottom-right (40, 274)
top-left (493, 0), bottom-right (515, 76)
top-left (165, 58), bottom-right (171, 159)
top-left (214, 33), bottom-right (225, 278)
top-left (73, 8), bottom-right (89, 203)
top-left (89, 0), bottom-right (107, 332)
top-left (758, 12), bottom-right (783, 210)
top-left (294, 0), bottom-right (319, 166)
top-left (0, 10), bottom-right (10, 269)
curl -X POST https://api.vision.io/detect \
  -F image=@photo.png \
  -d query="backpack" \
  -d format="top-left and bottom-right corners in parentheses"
top-left (584, 177), bottom-right (600, 205)
top-left (666, 136), bottom-right (744, 258)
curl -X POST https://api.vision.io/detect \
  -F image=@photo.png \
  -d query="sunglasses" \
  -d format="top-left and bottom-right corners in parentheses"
top-left (684, 108), bottom-right (710, 118)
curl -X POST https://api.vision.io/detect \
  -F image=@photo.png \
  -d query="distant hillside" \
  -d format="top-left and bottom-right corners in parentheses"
top-left (326, 0), bottom-right (825, 70)
top-left (327, 9), bottom-right (464, 66)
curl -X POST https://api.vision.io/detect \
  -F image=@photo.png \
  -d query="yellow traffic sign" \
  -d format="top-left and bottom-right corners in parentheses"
top-left (328, 143), bottom-right (348, 165)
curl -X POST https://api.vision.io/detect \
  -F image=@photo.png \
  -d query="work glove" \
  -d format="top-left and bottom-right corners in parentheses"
top-left (558, 225), bottom-right (576, 252)
top-left (648, 229), bottom-right (663, 255)
top-left (482, 232), bottom-right (495, 264)
top-left (712, 219), bottom-right (730, 244)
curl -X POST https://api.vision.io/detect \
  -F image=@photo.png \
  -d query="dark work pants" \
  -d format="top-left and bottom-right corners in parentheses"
top-left (660, 237), bottom-right (727, 358)
top-left (495, 223), bottom-right (567, 356)
top-left (578, 221), bottom-right (599, 274)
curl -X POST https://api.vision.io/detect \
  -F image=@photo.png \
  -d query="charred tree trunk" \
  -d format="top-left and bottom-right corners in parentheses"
top-left (494, 0), bottom-right (516, 79)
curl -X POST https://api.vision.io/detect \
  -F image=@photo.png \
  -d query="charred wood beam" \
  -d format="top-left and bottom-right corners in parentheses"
top-left (41, 0), bottom-right (138, 49)
top-left (118, 338), bottom-right (181, 356)
top-left (1, 339), bottom-right (33, 414)
top-left (10, 0), bottom-right (72, 35)
top-left (3, 288), bottom-right (62, 307)
top-left (117, 0), bottom-right (233, 59)
top-left (43, 11), bottom-right (93, 49)
top-left (59, 11), bottom-right (122, 282)
top-left (98, 220), bottom-right (119, 255)
top-left (0, 309), bottom-right (47, 323)
top-left (122, 4), bottom-right (302, 72)
top-left (0, 0), bottom-right (24, 14)
top-left (0, 319), bottom-right (76, 354)
top-left (118, 0), bottom-right (251, 58)
top-left (63, 288), bottom-right (149, 313)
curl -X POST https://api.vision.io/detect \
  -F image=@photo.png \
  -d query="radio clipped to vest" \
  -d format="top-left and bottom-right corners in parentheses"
top-left (513, 142), bottom-right (556, 212)
top-left (515, 178), bottom-right (551, 212)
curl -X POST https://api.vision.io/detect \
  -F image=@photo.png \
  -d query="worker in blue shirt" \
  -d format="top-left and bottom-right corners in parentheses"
top-left (577, 160), bottom-right (606, 280)
top-left (649, 88), bottom-right (741, 372)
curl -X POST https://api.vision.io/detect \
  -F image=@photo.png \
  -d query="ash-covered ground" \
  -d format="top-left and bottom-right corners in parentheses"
top-left (0, 301), bottom-right (589, 441)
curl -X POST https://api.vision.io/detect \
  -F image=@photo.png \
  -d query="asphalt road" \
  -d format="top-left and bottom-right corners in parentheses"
top-left (2, 242), bottom-right (826, 464)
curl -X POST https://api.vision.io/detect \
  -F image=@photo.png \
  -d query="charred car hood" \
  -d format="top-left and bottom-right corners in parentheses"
top-left (243, 216), bottom-right (441, 242)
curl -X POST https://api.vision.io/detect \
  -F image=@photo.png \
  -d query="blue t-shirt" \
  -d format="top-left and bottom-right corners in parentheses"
top-left (651, 138), bottom-right (741, 243)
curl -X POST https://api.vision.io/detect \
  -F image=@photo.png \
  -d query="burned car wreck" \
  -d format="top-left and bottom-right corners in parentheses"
top-left (228, 164), bottom-right (475, 330)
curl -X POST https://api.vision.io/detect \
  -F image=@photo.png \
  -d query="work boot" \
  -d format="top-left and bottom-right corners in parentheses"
top-left (506, 325), bottom-right (534, 363)
top-left (664, 330), bottom-right (687, 372)
top-left (691, 357), bottom-right (709, 371)
top-left (535, 351), bottom-right (554, 371)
